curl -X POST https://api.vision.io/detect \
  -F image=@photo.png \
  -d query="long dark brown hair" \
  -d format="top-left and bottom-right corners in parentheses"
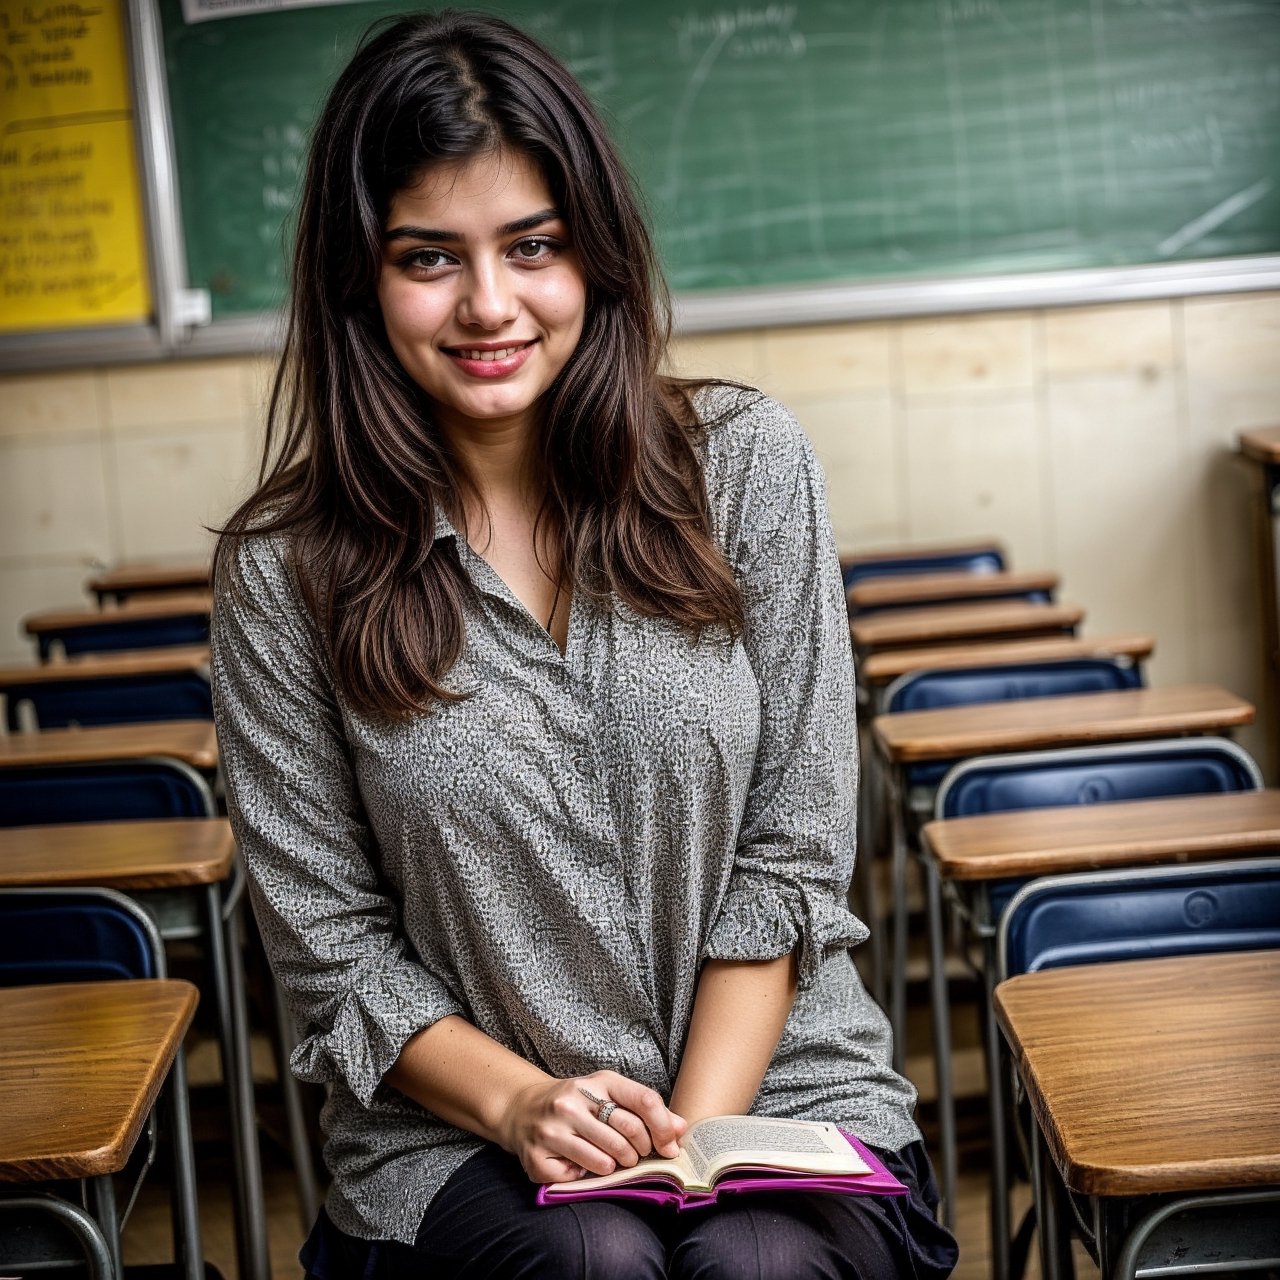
top-left (217, 9), bottom-right (747, 719)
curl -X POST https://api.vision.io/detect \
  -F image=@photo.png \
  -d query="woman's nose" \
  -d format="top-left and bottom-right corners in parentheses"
top-left (457, 261), bottom-right (518, 331)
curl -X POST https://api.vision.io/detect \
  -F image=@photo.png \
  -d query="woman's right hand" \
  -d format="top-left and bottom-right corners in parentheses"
top-left (498, 1070), bottom-right (687, 1184)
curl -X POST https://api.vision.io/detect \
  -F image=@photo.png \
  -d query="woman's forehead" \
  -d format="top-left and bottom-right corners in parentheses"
top-left (389, 149), bottom-right (555, 230)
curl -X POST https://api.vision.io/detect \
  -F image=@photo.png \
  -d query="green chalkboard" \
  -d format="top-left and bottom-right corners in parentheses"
top-left (160, 0), bottom-right (1280, 320)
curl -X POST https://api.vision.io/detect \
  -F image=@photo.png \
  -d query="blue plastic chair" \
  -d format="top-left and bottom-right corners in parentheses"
top-left (881, 656), bottom-right (1148, 1108)
top-left (926, 737), bottom-right (1263, 1275)
top-left (997, 860), bottom-right (1280, 1279)
top-left (1000, 858), bottom-right (1280, 979)
top-left (0, 758), bottom-right (216, 827)
top-left (887, 657), bottom-right (1143, 790)
top-left (841, 544), bottom-right (1005, 590)
top-left (3, 671), bottom-right (213, 731)
top-left (36, 614), bottom-right (210, 660)
top-left (0, 887), bottom-right (203, 1279)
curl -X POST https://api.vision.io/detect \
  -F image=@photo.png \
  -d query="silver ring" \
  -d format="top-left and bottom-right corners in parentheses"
top-left (577, 1086), bottom-right (618, 1126)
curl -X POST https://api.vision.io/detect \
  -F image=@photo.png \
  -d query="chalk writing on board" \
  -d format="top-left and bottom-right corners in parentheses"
top-left (0, 0), bottom-right (149, 331)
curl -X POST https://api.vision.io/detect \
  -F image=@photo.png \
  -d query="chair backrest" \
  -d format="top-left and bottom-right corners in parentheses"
top-left (6, 672), bottom-right (213, 731)
top-left (841, 546), bottom-right (1005, 590)
top-left (850, 586), bottom-right (1053, 618)
top-left (0, 758), bottom-right (217, 827)
top-left (999, 857), bottom-right (1280, 980)
top-left (39, 616), bottom-right (210, 660)
top-left (937, 737), bottom-right (1263, 819)
top-left (886, 656), bottom-right (1142, 715)
top-left (0, 887), bottom-right (166, 985)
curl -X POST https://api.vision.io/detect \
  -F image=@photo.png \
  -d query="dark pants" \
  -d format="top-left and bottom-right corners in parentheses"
top-left (302, 1141), bottom-right (958, 1279)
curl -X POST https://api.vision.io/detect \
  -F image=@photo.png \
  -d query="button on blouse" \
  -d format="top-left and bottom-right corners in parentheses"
top-left (210, 389), bottom-right (920, 1244)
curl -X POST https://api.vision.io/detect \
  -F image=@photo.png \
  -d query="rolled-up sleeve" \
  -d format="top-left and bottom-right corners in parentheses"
top-left (701, 406), bottom-right (868, 988)
top-left (210, 535), bottom-right (464, 1107)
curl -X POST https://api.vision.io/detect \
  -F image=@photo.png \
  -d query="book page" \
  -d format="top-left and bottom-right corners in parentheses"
top-left (685, 1116), bottom-right (869, 1184)
top-left (544, 1146), bottom-right (696, 1195)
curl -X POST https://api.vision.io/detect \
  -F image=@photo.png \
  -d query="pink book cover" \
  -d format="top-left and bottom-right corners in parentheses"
top-left (536, 1131), bottom-right (908, 1211)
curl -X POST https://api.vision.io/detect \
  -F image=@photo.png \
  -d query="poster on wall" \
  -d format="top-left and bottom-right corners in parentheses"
top-left (0, 0), bottom-right (152, 332)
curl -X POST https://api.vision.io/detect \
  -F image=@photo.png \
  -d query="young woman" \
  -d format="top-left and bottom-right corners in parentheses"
top-left (211, 10), bottom-right (958, 1278)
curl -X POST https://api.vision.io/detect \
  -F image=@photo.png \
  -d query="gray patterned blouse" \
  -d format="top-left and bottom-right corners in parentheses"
top-left (210, 389), bottom-right (920, 1244)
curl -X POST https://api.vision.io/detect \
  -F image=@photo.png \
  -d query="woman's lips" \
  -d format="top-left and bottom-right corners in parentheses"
top-left (444, 341), bottom-right (537, 378)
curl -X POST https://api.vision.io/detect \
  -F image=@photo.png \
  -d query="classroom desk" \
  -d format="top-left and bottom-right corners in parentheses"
top-left (23, 593), bottom-right (213, 661)
top-left (0, 720), bottom-right (218, 772)
top-left (850, 599), bottom-right (1083, 658)
top-left (850, 629), bottom-right (1154, 1016)
top-left (859, 632), bottom-right (1154, 703)
top-left (873, 683), bottom-right (1254, 765)
top-left (87, 561), bottom-right (212, 605)
top-left (995, 951), bottom-right (1280, 1279)
top-left (0, 818), bottom-right (278, 1278)
top-left (870, 683), bottom-right (1254, 1124)
top-left (840, 539), bottom-right (1005, 580)
top-left (0, 646), bottom-right (212, 731)
top-left (0, 978), bottom-right (201, 1279)
top-left (1239, 425), bottom-right (1280, 742)
top-left (920, 789), bottom-right (1280, 1276)
top-left (847, 568), bottom-right (1058, 616)
top-left (0, 645), bottom-right (210, 685)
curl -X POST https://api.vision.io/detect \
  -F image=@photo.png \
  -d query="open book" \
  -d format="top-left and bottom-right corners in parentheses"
top-left (536, 1115), bottom-right (907, 1210)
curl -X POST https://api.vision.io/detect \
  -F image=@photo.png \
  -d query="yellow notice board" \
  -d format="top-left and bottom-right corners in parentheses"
top-left (0, 0), bottom-right (151, 331)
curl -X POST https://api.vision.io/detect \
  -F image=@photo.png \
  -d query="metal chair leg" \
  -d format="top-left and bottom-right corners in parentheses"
top-left (924, 858), bottom-right (956, 1229)
top-left (88, 1174), bottom-right (123, 1280)
top-left (983, 950), bottom-right (1012, 1280)
top-left (165, 1048), bottom-right (205, 1280)
top-left (206, 882), bottom-right (272, 1280)
top-left (1032, 1119), bottom-right (1075, 1280)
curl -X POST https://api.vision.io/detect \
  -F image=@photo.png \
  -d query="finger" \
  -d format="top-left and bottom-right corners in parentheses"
top-left (551, 1132), bottom-right (621, 1177)
top-left (605, 1106), bottom-right (653, 1158)
top-left (595, 1073), bottom-right (683, 1157)
top-left (528, 1154), bottom-right (583, 1185)
top-left (583, 1110), bottom-right (644, 1166)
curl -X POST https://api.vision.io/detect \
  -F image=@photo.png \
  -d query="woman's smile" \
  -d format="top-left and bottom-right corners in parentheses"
top-left (442, 339), bottom-right (539, 377)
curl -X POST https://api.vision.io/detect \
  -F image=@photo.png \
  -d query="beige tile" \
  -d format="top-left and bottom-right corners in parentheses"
top-left (1185, 376), bottom-right (1280, 780)
top-left (1045, 371), bottom-right (1194, 683)
top-left (105, 357), bottom-right (249, 432)
top-left (0, 561), bottom-right (97, 662)
top-left (242, 354), bottom-right (282, 427)
top-left (0, 435), bottom-right (113, 560)
top-left (1044, 302), bottom-right (1176, 377)
top-left (0, 370), bottom-right (103, 439)
top-left (109, 426), bottom-right (257, 559)
top-left (791, 393), bottom-right (902, 551)
top-left (902, 396), bottom-right (1047, 565)
top-left (899, 313), bottom-right (1035, 397)
top-left (664, 331), bottom-right (766, 384)
top-left (758, 322), bottom-right (892, 400)
top-left (1182, 292), bottom-right (1280, 382)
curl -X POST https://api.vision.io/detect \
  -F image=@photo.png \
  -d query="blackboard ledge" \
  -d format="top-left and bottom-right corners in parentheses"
top-left (4, 254), bottom-right (1278, 372)
top-left (670, 254), bottom-right (1280, 334)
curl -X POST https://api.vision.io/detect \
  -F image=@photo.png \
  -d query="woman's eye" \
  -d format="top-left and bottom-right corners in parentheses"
top-left (402, 248), bottom-right (455, 272)
top-left (510, 237), bottom-right (559, 262)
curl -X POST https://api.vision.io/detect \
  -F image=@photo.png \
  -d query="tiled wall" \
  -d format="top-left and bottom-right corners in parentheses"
top-left (2, 292), bottom-right (1276, 773)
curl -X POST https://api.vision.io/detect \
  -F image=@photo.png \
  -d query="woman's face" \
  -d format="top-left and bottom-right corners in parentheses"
top-left (377, 149), bottom-right (587, 441)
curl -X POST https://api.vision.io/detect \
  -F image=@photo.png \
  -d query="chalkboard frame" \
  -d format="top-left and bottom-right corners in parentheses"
top-left (2, 0), bottom-right (1279, 371)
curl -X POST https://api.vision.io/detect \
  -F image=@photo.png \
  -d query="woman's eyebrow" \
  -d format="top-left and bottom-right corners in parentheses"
top-left (383, 208), bottom-right (562, 243)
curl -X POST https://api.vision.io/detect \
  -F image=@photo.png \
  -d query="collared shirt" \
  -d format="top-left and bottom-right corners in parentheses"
top-left (210, 390), bottom-right (920, 1243)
